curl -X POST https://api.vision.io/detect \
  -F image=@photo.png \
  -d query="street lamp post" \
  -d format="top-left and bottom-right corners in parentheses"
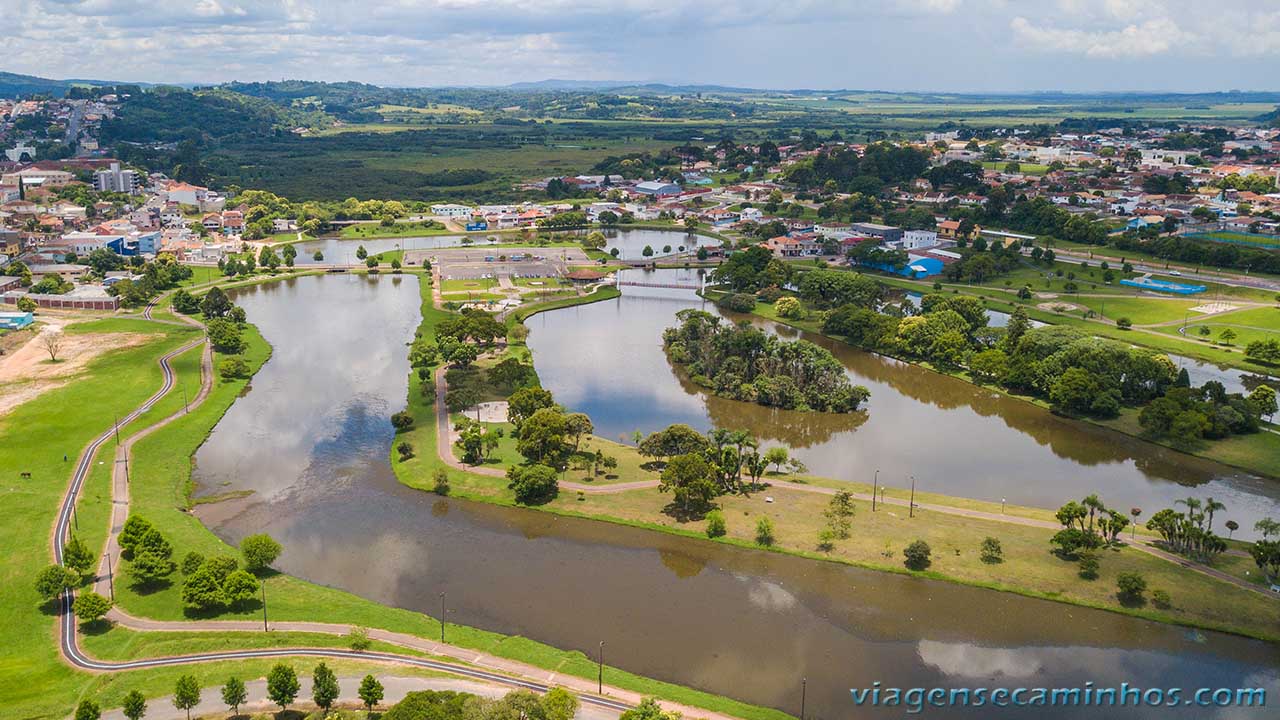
top-left (1002, 498), bottom-right (1006, 515)
top-left (261, 581), bottom-right (268, 631)
top-left (440, 592), bottom-right (446, 643)
top-left (800, 677), bottom-right (807, 720)
top-left (597, 641), bottom-right (605, 694)
top-left (909, 476), bottom-right (916, 519)
top-left (871, 469), bottom-right (879, 511)
top-left (104, 552), bottom-right (114, 602)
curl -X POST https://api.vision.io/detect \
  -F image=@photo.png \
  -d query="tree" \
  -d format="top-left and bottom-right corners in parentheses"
top-left (659, 453), bottom-right (719, 516)
top-left (267, 663), bottom-right (300, 711)
top-left (515, 408), bottom-right (570, 465)
top-left (1115, 317), bottom-right (1132, 330)
top-left (17, 296), bottom-right (36, 312)
top-left (356, 245), bottom-right (368, 260)
top-left (63, 535), bottom-right (94, 577)
top-left (222, 570), bottom-right (260, 606)
top-left (755, 517), bottom-right (775, 546)
top-left (206, 318), bottom-right (244, 353)
top-left (121, 690), bottom-right (147, 720)
top-left (1225, 520), bottom-right (1239, 538)
top-left (763, 446), bottom-right (789, 473)
top-left (39, 330), bottom-right (64, 361)
top-left (1219, 328), bottom-right (1237, 345)
top-left (200, 286), bottom-right (232, 319)
top-left (221, 677), bottom-right (247, 716)
top-left (1078, 553), bottom-right (1100, 580)
top-left (391, 410), bottom-right (415, 431)
top-left (620, 697), bottom-right (682, 720)
top-left (507, 386), bottom-right (555, 429)
top-left (35, 563), bottom-right (79, 600)
top-left (968, 348), bottom-right (1008, 383)
top-left (359, 674), bottom-right (385, 712)
top-left (240, 533), bottom-right (282, 573)
top-left (564, 412), bottom-right (594, 452)
top-left (705, 509), bottom-right (727, 538)
top-left (74, 700), bottom-right (101, 720)
top-left (312, 662), bottom-right (340, 713)
top-left (903, 540), bottom-right (932, 570)
top-left (173, 675), bottom-right (201, 720)
top-left (980, 537), bottom-right (1003, 564)
top-left (507, 463), bottom-right (559, 504)
top-left (73, 591), bottom-right (112, 624)
top-left (542, 687), bottom-right (580, 720)
top-left (433, 468), bottom-right (451, 495)
top-left (1116, 572), bottom-right (1147, 604)
top-left (1248, 384), bottom-right (1277, 420)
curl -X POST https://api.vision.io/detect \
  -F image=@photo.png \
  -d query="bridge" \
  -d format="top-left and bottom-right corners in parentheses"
top-left (616, 277), bottom-right (704, 291)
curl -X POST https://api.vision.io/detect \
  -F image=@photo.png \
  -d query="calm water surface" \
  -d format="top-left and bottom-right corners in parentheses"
top-left (192, 271), bottom-right (1279, 719)
top-left (528, 268), bottom-right (1280, 538)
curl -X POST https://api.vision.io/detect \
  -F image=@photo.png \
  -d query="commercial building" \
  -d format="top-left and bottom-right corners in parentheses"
top-left (850, 222), bottom-right (903, 243)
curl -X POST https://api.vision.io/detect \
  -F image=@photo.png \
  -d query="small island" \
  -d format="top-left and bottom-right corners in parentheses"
top-left (663, 309), bottom-right (871, 413)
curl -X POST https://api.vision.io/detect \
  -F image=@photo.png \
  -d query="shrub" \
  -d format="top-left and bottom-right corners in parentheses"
top-left (1078, 553), bottom-right (1100, 580)
top-left (705, 510), bottom-right (726, 538)
top-left (219, 357), bottom-right (250, 380)
top-left (1115, 317), bottom-right (1132, 330)
top-left (180, 551), bottom-right (205, 575)
top-left (775, 296), bottom-right (805, 319)
top-left (391, 411), bottom-right (414, 431)
top-left (979, 537), bottom-right (1003, 564)
top-left (755, 517), bottom-right (775, 546)
top-left (396, 440), bottom-right (414, 460)
top-left (507, 464), bottom-right (558, 504)
top-left (718, 293), bottom-right (757, 313)
top-left (903, 540), bottom-right (932, 570)
top-left (1152, 589), bottom-right (1171, 609)
top-left (17, 296), bottom-right (37, 312)
top-left (346, 626), bottom-right (372, 651)
top-left (1116, 572), bottom-right (1147, 604)
top-left (432, 468), bottom-right (450, 496)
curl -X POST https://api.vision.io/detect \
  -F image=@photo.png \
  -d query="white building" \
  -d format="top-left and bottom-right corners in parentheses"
top-left (93, 162), bottom-right (141, 194)
top-left (4, 142), bottom-right (36, 162)
top-left (900, 230), bottom-right (939, 250)
top-left (429, 203), bottom-right (474, 218)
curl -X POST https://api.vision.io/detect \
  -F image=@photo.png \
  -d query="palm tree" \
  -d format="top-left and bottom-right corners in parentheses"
top-left (1082, 494), bottom-right (1106, 534)
top-left (1203, 497), bottom-right (1226, 533)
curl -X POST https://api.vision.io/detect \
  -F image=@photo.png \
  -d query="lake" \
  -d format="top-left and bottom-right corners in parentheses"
top-left (191, 269), bottom-right (1279, 719)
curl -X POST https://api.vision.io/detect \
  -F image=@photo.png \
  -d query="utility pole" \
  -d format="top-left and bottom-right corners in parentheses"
top-left (261, 582), bottom-right (268, 631)
top-left (598, 641), bottom-right (605, 694)
top-left (439, 592), bottom-right (446, 643)
top-left (800, 677), bottom-right (807, 720)
top-left (104, 552), bottom-right (115, 601)
top-left (182, 387), bottom-right (188, 413)
top-left (909, 476), bottom-right (916, 519)
top-left (871, 469), bottom-right (879, 511)
top-left (114, 415), bottom-right (121, 444)
top-left (1002, 498), bottom-right (1006, 515)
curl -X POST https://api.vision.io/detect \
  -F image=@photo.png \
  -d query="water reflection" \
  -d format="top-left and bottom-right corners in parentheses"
top-left (527, 269), bottom-right (1280, 537)
top-left (190, 271), bottom-right (1279, 720)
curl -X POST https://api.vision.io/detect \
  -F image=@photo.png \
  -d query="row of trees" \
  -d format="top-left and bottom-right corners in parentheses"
top-left (639, 424), bottom-right (799, 517)
top-left (664, 309), bottom-right (871, 413)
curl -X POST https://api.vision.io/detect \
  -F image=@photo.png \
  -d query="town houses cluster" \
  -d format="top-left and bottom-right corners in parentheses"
top-left (4, 97), bottom-right (1280, 310)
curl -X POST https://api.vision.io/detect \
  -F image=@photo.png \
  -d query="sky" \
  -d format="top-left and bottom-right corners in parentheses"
top-left (4, 0), bottom-right (1280, 92)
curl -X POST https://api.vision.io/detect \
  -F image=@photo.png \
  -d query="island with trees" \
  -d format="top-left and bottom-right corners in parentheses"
top-left (662, 309), bottom-right (870, 413)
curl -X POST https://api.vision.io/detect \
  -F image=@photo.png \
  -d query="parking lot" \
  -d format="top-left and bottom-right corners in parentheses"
top-left (408, 246), bottom-right (591, 281)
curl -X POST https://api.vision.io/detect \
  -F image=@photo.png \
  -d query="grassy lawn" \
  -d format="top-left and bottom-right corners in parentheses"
top-left (339, 221), bottom-right (452, 239)
top-left (981, 161), bottom-right (1049, 175)
top-left (0, 323), bottom-right (205, 720)
top-left (1070, 295), bottom-right (1203, 325)
top-left (440, 278), bottom-right (498, 293)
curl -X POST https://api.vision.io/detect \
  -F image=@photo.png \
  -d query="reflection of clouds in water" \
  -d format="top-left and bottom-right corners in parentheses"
top-left (918, 640), bottom-right (1043, 679)
top-left (1216, 671), bottom-right (1280, 720)
top-left (730, 572), bottom-right (799, 612)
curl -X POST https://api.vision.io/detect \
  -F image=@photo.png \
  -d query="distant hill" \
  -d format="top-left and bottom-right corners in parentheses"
top-left (0, 70), bottom-right (159, 98)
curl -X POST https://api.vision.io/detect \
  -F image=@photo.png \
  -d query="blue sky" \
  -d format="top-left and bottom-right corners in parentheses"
top-left (5, 0), bottom-right (1280, 92)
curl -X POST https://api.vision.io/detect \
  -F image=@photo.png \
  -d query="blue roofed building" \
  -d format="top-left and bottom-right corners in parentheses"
top-left (0, 311), bottom-right (35, 330)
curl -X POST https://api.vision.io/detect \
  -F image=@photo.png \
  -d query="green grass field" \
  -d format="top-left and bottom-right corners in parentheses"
top-left (1188, 231), bottom-right (1280, 249)
top-left (339, 221), bottom-right (452, 239)
top-left (981, 161), bottom-right (1049, 175)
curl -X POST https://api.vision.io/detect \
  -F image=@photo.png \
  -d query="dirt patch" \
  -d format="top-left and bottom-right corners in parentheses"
top-left (1190, 302), bottom-right (1239, 315)
top-left (1036, 301), bottom-right (1081, 313)
top-left (0, 324), bottom-right (150, 416)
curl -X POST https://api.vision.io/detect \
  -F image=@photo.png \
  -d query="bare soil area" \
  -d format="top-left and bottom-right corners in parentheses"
top-left (0, 323), bottom-right (149, 416)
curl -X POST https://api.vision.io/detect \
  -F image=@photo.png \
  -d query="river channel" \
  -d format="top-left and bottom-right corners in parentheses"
top-left (192, 265), bottom-right (1279, 718)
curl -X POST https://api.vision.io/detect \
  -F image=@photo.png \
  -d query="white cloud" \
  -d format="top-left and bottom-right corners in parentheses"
top-left (1010, 15), bottom-right (1197, 58)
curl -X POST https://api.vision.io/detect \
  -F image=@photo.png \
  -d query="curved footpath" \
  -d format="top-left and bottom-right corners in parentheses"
top-left (49, 292), bottom-right (731, 720)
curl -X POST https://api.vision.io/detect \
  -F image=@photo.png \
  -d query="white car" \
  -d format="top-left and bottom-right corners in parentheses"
top-left (1168, 270), bottom-right (1182, 276)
